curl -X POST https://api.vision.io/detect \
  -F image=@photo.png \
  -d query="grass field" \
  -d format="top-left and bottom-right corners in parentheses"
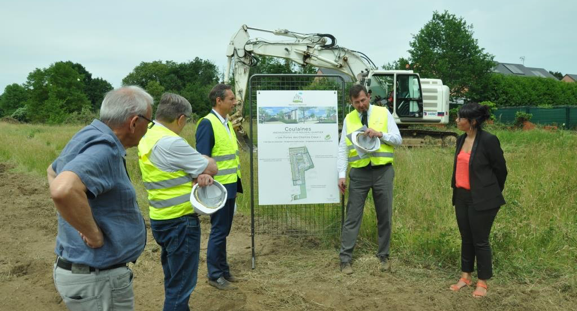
top-left (1, 121), bottom-right (575, 290)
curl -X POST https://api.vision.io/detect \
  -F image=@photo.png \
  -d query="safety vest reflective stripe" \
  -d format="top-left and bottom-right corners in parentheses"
top-left (349, 155), bottom-right (361, 162)
top-left (216, 167), bottom-right (238, 176)
top-left (213, 154), bottom-right (236, 161)
top-left (373, 152), bottom-right (394, 158)
top-left (149, 193), bottom-right (190, 209)
top-left (143, 175), bottom-right (193, 190)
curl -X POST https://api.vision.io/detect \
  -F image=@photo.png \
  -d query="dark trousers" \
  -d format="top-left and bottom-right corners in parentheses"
top-left (207, 197), bottom-right (236, 280)
top-left (340, 164), bottom-right (394, 263)
top-left (454, 188), bottom-right (499, 280)
top-left (151, 215), bottom-right (200, 311)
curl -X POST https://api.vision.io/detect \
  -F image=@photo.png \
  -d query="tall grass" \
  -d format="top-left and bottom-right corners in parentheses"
top-left (1, 121), bottom-right (575, 283)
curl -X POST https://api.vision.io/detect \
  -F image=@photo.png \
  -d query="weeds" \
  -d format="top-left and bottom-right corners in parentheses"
top-left (1, 121), bottom-right (575, 285)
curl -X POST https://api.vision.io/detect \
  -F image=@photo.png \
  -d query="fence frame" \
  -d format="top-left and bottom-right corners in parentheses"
top-left (248, 74), bottom-right (347, 269)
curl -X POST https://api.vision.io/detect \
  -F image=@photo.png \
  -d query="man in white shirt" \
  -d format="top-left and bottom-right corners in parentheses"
top-left (337, 84), bottom-right (402, 274)
top-left (195, 84), bottom-right (243, 290)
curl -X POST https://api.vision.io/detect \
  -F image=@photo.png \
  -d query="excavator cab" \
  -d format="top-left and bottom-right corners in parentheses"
top-left (368, 73), bottom-right (423, 120)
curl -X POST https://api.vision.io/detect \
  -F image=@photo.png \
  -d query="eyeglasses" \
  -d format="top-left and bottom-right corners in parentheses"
top-left (181, 114), bottom-right (192, 122)
top-left (138, 114), bottom-right (155, 129)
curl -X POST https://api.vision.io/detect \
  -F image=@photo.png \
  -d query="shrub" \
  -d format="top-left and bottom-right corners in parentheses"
top-left (64, 106), bottom-right (98, 125)
top-left (514, 111), bottom-right (533, 127)
top-left (11, 107), bottom-right (29, 122)
top-left (470, 74), bottom-right (577, 107)
top-left (480, 101), bottom-right (497, 120)
top-left (449, 107), bottom-right (459, 125)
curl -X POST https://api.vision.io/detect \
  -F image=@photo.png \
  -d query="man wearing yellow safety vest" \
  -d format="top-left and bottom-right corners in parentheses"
top-left (138, 93), bottom-right (217, 310)
top-left (337, 84), bottom-right (402, 275)
top-left (195, 84), bottom-right (243, 290)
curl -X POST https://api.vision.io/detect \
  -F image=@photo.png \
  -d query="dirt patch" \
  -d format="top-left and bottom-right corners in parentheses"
top-left (0, 164), bottom-right (574, 310)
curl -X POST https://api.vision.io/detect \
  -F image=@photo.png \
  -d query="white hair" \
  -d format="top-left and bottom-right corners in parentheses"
top-left (100, 86), bottom-right (153, 128)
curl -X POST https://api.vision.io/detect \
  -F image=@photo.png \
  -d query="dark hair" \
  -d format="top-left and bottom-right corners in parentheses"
top-left (209, 84), bottom-right (232, 107)
top-left (155, 93), bottom-right (192, 122)
top-left (458, 102), bottom-right (491, 129)
top-left (349, 84), bottom-right (368, 100)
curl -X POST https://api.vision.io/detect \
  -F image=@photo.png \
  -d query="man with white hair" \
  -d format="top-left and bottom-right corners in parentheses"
top-left (47, 86), bottom-right (153, 311)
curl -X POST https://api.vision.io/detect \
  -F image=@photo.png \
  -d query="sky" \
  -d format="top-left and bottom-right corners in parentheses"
top-left (1, 0), bottom-right (575, 93)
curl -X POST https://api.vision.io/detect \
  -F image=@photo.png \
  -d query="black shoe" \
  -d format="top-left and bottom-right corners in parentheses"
top-left (208, 276), bottom-right (237, 290)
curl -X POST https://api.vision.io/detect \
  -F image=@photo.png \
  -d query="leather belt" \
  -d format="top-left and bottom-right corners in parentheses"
top-left (56, 256), bottom-right (127, 273)
top-left (363, 163), bottom-right (392, 169)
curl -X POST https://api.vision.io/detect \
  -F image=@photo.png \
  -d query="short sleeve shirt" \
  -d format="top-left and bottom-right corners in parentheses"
top-left (51, 119), bottom-right (146, 268)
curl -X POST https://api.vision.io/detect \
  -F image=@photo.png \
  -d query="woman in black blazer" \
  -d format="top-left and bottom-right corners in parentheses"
top-left (448, 102), bottom-right (507, 298)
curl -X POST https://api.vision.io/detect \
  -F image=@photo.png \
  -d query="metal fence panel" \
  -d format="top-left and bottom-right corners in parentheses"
top-left (248, 74), bottom-right (346, 239)
top-left (570, 107), bottom-right (577, 129)
top-left (494, 108), bottom-right (523, 123)
top-left (494, 106), bottom-right (577, 128)
top-left (530, 108), bottom-right (567, 126)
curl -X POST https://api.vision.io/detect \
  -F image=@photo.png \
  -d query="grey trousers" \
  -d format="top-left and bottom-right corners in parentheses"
top-left (340, 164), bottom-right (394, 263)
top-left (53, 264), bottom-right (134, 311)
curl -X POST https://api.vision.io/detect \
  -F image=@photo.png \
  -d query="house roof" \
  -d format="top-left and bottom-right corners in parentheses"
top-left (564, 74), bottom-right (577, 81)
top-left (316, 68), bottom-right (353, 82)
top-left (493, 62), bottom-right (557, 79)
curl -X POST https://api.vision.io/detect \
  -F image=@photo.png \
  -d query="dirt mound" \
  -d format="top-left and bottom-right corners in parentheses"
top-left (0, 164), bottom-right (573, 310)
top-left (0, 117), bottom-right (20, 124)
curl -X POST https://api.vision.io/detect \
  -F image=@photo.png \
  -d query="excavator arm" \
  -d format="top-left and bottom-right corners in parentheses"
top-left (224, 25), bottom-right (377, 136)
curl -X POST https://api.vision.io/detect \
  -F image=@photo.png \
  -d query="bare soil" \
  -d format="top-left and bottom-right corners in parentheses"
top-left (0, 163), bottom-right (574, 310)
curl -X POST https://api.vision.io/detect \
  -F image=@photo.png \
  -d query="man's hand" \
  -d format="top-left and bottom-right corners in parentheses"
top-left (338, 178), bottom-right (347, 194)
top-left (196, 173), bottom-right (214, 187)
top-left (79, 228), bottom-right (104, 249)
top-left (364, 128), bottom-right (383, 138)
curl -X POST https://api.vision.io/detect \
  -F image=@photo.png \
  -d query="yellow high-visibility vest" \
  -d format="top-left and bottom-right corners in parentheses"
top-left (198, 113), bottom-right (241, 185)
top-left (138, 125), bottom-right (194, 220)
top-left (345, 106), bottom-right (394, 168)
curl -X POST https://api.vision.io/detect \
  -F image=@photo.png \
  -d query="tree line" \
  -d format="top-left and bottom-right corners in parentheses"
top-left (2, 10), bottom-right (576, 124)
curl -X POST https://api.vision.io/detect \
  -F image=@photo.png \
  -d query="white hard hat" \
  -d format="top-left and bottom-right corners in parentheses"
top-left (351, 131), bottom-right (381, 153)
top-left (190, 181), bottom-right (227, 215)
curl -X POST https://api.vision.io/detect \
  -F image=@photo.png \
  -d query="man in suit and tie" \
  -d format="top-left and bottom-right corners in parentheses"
top-left (195, 84), bottom-right (243, 290)
top-left (337, 84), bottom-right (402, 274)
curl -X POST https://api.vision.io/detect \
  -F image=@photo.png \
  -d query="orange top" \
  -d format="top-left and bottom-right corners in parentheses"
top-left (455, 150), bottom-right (471, 190)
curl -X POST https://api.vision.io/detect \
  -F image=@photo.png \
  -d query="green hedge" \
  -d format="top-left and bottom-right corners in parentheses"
top-left (469, 74), bottom-right (577, 107)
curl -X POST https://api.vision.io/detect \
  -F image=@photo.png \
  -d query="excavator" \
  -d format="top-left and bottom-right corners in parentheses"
top-left (224, 25), bottom-right (457, 147)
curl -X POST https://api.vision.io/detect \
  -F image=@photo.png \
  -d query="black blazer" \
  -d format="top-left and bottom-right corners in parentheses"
top-left (451, 129), bottom-right (508, 211)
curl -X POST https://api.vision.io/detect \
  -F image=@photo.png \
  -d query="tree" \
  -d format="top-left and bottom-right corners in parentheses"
top-left (0, 84), bottom-right (29, 117)
top-left (24, 62), bottom-right (91, 123)
top-left (61, 61), bottom-right (113, 111)
top-left (382, 58), bottom-right (410, 70)
top-left (407, 11), bottom-right (495, 98)
top-left (249, 55), bottom-right (317, 76)
top-left (123, 58), bottom-right (220, 116)
top-left (549, 71), bottom-right (563, 80)
top-left (85, 77), bottom-right (113, 111)
top-left (122, 61), bottom-right (173, 87)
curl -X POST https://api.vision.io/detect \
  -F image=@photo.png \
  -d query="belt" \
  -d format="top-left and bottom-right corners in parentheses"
top-left (363, 163), bottom-right (392, 169)
top-left (56, 256), bottom-right (127, 273)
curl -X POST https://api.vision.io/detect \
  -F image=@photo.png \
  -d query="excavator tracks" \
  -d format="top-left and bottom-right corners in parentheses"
top-left (400, 128), bottom-right (458, 148)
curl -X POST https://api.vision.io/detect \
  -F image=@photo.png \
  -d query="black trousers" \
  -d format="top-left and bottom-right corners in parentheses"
top-left (454, 188), bottom-right (499, 280)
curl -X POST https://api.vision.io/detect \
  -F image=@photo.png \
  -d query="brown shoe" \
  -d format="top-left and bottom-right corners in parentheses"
top-left (340, 262), bottom-right (353, 275)
top-left (208, 276), bottom-right (237, 290)
top-left (224, 274), bottom-right (244, 283)
top-left (379, 257), bottom-right (391, 272)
